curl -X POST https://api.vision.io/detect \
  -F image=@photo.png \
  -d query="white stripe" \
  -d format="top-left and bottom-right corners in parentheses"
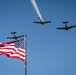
top-left (8, 53), bottom-right (25, 60)
top-left (0, 46), bottom-right (25, 52)
top-left (15, 50), bottom-right (25, 56)
top-left (0, 49), bottom-right (15, 53)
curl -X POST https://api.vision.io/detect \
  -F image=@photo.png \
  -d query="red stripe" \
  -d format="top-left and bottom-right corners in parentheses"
top-left (6, 53), bottom-right (25, 61)
top-left (0, 46), bottom-right (25, 53)
top-left (0, 40), bottom-right (26, 61)
top-left (8, 56), bottom-right (25, 61)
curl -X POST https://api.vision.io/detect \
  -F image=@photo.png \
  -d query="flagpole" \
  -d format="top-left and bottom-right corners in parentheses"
top-left (24, 34), bottom-right (27, 75)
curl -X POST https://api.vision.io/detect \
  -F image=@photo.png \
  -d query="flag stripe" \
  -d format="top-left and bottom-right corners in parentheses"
top-left (0, 46), bottom-right (25, 53)
top-left (6, 53), bottom-right (25, 61)
top-left (0, 38), bottom-right (26, 61)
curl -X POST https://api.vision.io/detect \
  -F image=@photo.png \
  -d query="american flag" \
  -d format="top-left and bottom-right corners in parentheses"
top-left (0, 38), bottom-right (26, 61)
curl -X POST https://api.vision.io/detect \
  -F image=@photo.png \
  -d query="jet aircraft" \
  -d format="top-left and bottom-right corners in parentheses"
top-left (33, 17), bottom-right (51, 25)
top-left (57, 21), bottom-right (76, 30)
top-left (7, 32), bottom-right (24, 40)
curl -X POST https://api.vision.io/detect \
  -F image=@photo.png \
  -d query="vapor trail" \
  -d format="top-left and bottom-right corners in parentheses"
top-left (31, 0), bottom-right (44, 22)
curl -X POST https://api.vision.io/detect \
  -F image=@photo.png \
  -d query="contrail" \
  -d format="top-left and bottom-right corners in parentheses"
top-left (30, 0), bottom-right (44, 22)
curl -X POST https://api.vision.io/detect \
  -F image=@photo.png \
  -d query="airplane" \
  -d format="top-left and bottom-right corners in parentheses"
top-left (7, 32), bottom-right (24, 40)
top-left (57, 21), bottom-right (76, 30)
top-left (33, 17), bottom-right (51, 25)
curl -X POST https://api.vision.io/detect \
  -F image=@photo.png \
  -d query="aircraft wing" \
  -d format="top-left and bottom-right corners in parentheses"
top-left (43, 21), bottom-right (51, 24)
top-left (16, 35), bottom-right (24, 38)
top-left (56, 27), bottom-right (67, 30)
top-left (7, 37), bottom-right (16, 39)
top-left (7, 35), bottom-right (24, 39)
top-left (68, 25), bottom-right (76, 29)
top-left (33, 21), bottom-right (51, 24)
top-left (33, 21), bottom-right (42, 24)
